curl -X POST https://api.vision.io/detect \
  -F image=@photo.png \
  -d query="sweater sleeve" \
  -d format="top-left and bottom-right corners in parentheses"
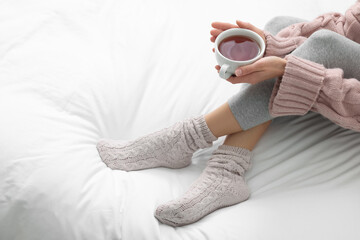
top-left (269, 55), bottom-right (360, 132)
top-left (264, 1), bottom-right (360, 57)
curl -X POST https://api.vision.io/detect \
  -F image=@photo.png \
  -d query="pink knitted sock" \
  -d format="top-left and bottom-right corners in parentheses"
top-left (96, 115), bottom-right (217, 171)
top-left (155, 145), bottom-right (252, 227)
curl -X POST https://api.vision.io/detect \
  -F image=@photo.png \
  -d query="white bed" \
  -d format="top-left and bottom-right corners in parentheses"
top-left (1, 0), bottom-right (359, 239)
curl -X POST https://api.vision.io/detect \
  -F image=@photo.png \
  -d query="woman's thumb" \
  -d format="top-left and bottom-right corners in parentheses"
top-left (235, 63), bottom-right (257, 77)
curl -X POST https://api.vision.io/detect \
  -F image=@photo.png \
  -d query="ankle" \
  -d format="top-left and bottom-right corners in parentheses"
top-left (194, 115), bottom-right (218, 143)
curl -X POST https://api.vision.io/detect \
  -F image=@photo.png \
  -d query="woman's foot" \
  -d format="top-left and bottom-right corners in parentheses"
top-left (154, 145), bottom-right (252, 227)
top-left (96, 115), bottom-right (218, 171)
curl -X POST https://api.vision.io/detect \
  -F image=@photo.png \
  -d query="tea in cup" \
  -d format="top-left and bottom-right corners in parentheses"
top-left (214, 28), bottom-right (265, 79)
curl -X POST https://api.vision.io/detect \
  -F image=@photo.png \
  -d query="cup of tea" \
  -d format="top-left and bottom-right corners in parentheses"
top-left (214, 28), bottom-right (265, 79)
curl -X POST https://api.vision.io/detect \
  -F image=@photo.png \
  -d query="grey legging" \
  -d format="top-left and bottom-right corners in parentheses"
top-left (228, 16), bottom-right (360, 130)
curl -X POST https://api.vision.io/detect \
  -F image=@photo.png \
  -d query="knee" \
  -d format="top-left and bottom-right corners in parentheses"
top-left (264, 16), bottom-right (290, 34)
top-left (265, 16), bottom-right (288, 26)
top-left (306, 29), bottom-right (343, 47)
top-left (292, 30), bottom-right (343, 56)
top-left (264, 16), bottom-right (306, 35)
top-left (291, 29), bottom-right (347, 66)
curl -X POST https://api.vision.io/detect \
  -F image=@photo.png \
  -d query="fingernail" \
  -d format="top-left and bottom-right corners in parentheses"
top-left (235, 69), bottom-right (242, 76)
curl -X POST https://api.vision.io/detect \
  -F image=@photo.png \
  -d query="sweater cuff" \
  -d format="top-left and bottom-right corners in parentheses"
top-left (264, 31), bottom-right (298, 57)
top-left (269, 55), bottom-right (326, 117)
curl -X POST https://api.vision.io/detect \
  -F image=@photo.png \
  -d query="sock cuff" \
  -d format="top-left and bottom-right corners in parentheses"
top-left (194, 115), bottom-right (218, 143)
top-left (217, 144), bottom-right (252, 157)
top-left (208, 144), bottom-right (253, 175)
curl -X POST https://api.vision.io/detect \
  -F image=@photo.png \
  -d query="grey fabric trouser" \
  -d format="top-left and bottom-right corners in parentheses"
top-left (227, 16), bottom-right (360, 130)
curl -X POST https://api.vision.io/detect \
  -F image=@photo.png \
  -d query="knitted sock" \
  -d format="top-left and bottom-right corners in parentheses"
top-left (96, 115), bottom-right (218, 171)
top-left (154, 145), bottom-right (252, 227)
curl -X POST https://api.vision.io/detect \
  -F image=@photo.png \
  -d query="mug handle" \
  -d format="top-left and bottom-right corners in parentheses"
top-left (219, 64), bottom-right (232, 79)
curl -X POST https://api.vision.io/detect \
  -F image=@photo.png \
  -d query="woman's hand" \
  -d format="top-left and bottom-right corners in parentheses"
top-left (215, 56), bottom-right (287, 84)
top-left (210, 20), bottom-right (266, 45)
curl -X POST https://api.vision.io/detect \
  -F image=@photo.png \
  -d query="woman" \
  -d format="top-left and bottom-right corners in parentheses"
top-left (96, 0), bottom-right (360, 227)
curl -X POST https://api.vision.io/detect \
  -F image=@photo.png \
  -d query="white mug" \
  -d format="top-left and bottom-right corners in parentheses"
top-left (214, 28), bottom-right (265, 79)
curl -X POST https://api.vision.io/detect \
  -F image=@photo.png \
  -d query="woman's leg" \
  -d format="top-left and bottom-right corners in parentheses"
top-left (96, 100), bottom-right (267, 173)
top-left (155, 121), bottom-right (270, 227)
top-left (264, 16), bottom-right (307, 35)
top-left (154, 16), bottom-right (309, 227)
top-left (204, 102), bottom-right (243, 137)
top-left (291, 29), bottom-right (360, 79)
top-left (223, 120), bottom-right (271, 150)
top-left (97, 114), bottom-right (218, 171)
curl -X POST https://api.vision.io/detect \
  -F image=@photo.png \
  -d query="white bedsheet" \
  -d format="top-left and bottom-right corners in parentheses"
top-left (0, 0), bottom-right (359, 239)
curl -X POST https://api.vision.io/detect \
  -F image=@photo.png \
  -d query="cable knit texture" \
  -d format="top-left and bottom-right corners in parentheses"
top-left (264, 1), bottom-right (360, 132)
top-left (154, 145), bottom-right (252, 227)
top-left (269, 55), bottom-right (360, 132)
top-left (264, 30), bottom-right (306, 58)
top-left (96, 115), bottom-right (218, 171)
top-left (269, 55), bottom-right (325, 116)
top-left (264, 0), bottom-right (360, 57)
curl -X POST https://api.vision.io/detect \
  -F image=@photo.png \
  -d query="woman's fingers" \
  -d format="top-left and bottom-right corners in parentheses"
top-left (236, 20), bottom-right (266, 41)
top-left (210, 22), bottom-right (238, 42)
top-left (235, 20), bottom-right (256, 30)
top-left (215, 63), bottom-right (262, 81)
top-left (235, 57), bottom-right (285, 77)
top-left (226, 71), bottom-right (268, 84)
top-left (215, 65), bottom-right (261, 84)
top-left (235, 60), bottom-right (263, 76)
top-left (210, 29), bottom-right (223, 37)
top-left (211, 20), bottom-right (265, 44)
top-left (211, 22), bottom-right (238, 30)
top-left (210, 29), bottom-right (222, 42)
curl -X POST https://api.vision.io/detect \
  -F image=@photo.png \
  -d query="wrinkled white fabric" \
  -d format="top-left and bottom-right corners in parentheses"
top-left (0, 0), bottom-right (359, 239)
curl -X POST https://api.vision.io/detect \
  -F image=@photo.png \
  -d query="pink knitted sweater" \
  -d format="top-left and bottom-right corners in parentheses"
top-left (264, 0), bottom-right (360, 132)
